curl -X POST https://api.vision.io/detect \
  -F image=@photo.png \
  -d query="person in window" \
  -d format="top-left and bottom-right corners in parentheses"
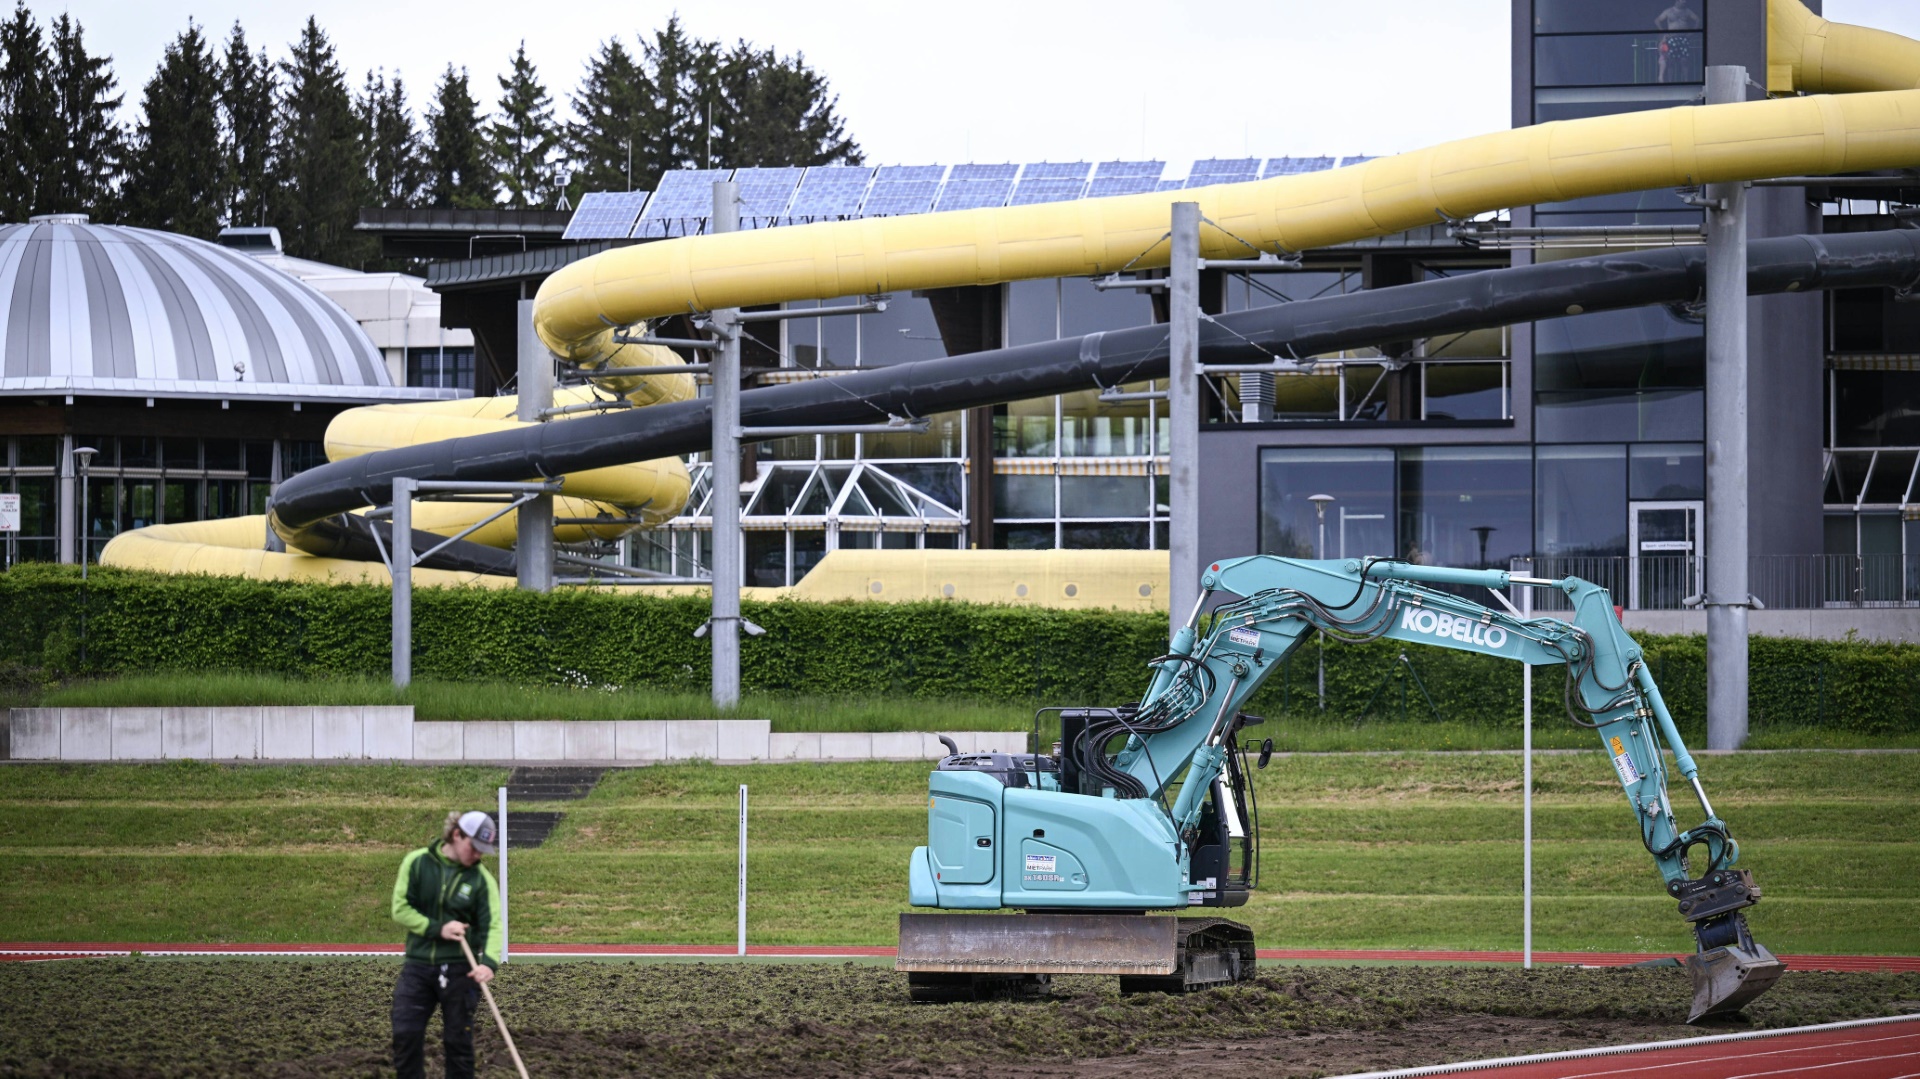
top-left (1656, 0), bottom-right (1702, 82)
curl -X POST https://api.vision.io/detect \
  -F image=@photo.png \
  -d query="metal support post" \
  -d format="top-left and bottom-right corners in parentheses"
top-left (1519, 563), bottom-right (1533, 969)
top-left (711, 181), bottom-right (744, 707)
top-left (56, 434), bottom-right (73, 564)
top-left (1705, 65), bottom-right (1750, 751)
top-left (498, 785), bottom-right (509, 964)
top-left (516, 300), bottom-right (555, 593)
top-left (1167, 203), bottom-right (1201, 639)
top-left (737, 783), bottom-right (748, 957)
top-left (392, 477), bottom-right (415, 688)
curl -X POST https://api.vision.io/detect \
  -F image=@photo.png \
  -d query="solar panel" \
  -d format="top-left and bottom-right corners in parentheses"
top-left (563, 190), bottom-right (650, 240)
top-left (874, 164), bottom-right (946, 183)
top-left (1087, 176), bottom-right (1160, 197)
top-left (1263, 156), bottom-right (1337, 177)
top-left (1338, 155), bottom-right (1378, 168)
top-left (862, 178), bottom-right (942, 216)
top-left (1019, 161), bottom-right (1090, 181)
top-left (634, 168), bottom-right (732, 237)
top-left (947, 163), bottom-right (1018, 182)
top-left (732, 166), bottom-right (805, 227)
top-left (1094, 160), bottom-right (1164, 180)
top-left (935, 180), bottom-right (1014, 211)
top-left (1009, 177), bottom-right (1086, 205)
top-left (788, 166), bottom-right (875, 220)
top-left (1155, 179), bottom-right (1186, 191)
top-left (1185, 158), bottom-right (1262, 187)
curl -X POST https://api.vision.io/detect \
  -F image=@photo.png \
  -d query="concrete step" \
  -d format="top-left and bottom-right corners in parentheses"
top-left (504, 810), bottom-right (565, 850)
top-left (505, 766), bottom-right (606, 801)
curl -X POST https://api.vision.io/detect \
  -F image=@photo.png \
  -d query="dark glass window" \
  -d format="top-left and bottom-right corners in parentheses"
top-left (73, 437), bottom-right (115, 468)
top-left (1629, 443), bottom-right (1705, 499)
top-left (859, 294), bottom-right (946, 366)
top-left (1060, 475), bottom-right (1145, 519)
top-left (1834, 372), bottom-right (1920, 447)
top-left (744, 532), bottom-right (786, 588)
top-left (284, 441), bottom-right (326, 475)
top-left (17, 436), bottom-right (56, 467)
top-left (994, 523), bottom-right (1054, 550)
top-left (203, 478), bottom-right (246, 520)
top-left (1006, 280), bottom-right (1056, 345)
top-left (1536, 444), bottom-right (1628, 557)
top-left (820, 296), bottom-right (858, 366)
top-left (1257, 448), bottom-right (1394, 560)
top-left (405, 347), bottom-right (475, 390)
top-left (993, 474), bottom-right (1054, 518)
top-left (122, 438), bottom-right (159, 470)
top-left (1423, 363), bottom-right (1505, 421)
top-left (15, 476), bottom-right (55, 534)
top-left (1536, 32), bottom-right (1703, 86)
top-left (1270, 371), bottom-right (1341, 421)
top-left (245, 441), bottom-right (274, 480)
top-left (1060, 276), bottom-right (1152, 338)
top-left (793, 530), bottom-right (827, 581)
top-left (1062, 523), bottom-right (1148, 549)
top-left (1399, 447), bottom-right (1532, 568)
top-left (785, 300), bottom-right (821, 366)
top-left (204, 440), bottom-right (242, 472)
top-left (1534, 0), bottom-right (1704, 35)
top-left (1536, 307), bottom-right (1704, 442)
top-left (163, 480), bottom-right (196, 522)
top-left (163, 438), bottom-right (199, 471)
top-left (1534, 86), bottom-right (1701, 123)
top-left (885, 463), bottom-right (964, 511)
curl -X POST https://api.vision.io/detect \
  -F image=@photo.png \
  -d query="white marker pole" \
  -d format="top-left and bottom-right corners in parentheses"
top-left (737, 784), bottom-right (748, 957)
top-left (498, 785), bottom-right (509, 964)
top-left (1521, 583), bottom-right (1533, 970)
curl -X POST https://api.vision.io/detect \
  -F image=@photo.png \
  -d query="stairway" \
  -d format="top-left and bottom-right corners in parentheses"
top-left (502, 767), bottom-right (606, 849)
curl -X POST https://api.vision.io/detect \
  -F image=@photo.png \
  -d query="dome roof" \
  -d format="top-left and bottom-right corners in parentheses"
top-left (0, 217), bottom-right (446, 401)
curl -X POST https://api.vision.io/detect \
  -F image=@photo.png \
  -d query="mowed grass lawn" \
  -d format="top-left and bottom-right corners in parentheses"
top-left (0, 752), bottom-right (1914, 955)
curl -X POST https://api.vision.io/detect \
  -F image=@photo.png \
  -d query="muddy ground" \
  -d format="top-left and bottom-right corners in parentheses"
top-left (1, 959), bottom-right (1916, 1078)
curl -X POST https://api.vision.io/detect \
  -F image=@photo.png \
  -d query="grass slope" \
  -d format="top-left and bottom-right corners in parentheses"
top-left (1, 753), bottom-right (1914, 955)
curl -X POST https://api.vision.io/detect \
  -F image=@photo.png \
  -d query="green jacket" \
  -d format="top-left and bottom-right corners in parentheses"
top-left (391, 840), bottom-right (503, 970)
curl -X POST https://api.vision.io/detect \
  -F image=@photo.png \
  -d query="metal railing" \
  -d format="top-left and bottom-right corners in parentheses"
top-left (1519, 554), bottom-right (1920, 610)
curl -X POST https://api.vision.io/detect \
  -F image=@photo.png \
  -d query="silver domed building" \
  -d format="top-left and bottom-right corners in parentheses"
top-left (0, 215), bottom-right (462, 567)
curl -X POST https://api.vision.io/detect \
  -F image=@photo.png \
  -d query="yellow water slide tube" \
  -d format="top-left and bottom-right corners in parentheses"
top-left (106, 0), bottom-right (1920, 600)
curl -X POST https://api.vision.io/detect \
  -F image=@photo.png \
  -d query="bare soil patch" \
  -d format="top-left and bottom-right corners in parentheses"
top-left (1, 959), bottom-right (1914, 1078)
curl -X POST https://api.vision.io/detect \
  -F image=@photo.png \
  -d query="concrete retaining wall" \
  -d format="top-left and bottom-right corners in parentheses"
top-left (2, 708), bottom-right (1019, 764)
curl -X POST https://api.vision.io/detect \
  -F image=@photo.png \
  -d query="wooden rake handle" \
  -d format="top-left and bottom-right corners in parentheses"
top-left (459, 935), bottom-right (531, 1079)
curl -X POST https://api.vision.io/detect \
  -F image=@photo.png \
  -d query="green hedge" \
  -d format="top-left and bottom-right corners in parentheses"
top-left (5, 564), bottom-right (1920, 734)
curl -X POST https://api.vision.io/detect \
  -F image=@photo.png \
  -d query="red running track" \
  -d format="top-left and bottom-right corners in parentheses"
top-left (3, 943), bottom-right (1918, 972)
top-left (1330, 1015), bottom-right (1920, 1078)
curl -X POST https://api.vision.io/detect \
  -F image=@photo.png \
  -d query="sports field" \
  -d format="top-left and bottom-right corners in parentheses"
top-left (2, 751), bottom-right (1914, 955)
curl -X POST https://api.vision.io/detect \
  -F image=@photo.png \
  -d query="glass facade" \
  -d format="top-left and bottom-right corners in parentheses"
top-left (406, 346), bottom-right (476, 390)
top-left (1532, 0), bottom-right (1706, 122)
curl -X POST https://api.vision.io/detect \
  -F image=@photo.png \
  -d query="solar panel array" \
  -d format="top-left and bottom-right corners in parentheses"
top-left (733, 167), bottom-right (805, 227)
top-left (562, 190), bottom-right (651, 240)
top-left (788, 166), bottom-right (875, 221)
top-left (634, 168), bottom-right (732, 237)
top-left (570, 156), bottom-right (1393, 238)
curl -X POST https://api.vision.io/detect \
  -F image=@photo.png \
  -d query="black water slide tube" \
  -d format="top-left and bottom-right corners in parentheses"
top-left (270, 231), bottom-right (1920, 575)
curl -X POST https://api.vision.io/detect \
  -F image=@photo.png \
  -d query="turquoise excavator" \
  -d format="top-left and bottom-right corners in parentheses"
top-left (901, 556), bottom-right (1779, 1022)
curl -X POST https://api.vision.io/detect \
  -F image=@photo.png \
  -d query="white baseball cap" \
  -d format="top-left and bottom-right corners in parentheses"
top-left (457, 811), bottom-right (498, 854)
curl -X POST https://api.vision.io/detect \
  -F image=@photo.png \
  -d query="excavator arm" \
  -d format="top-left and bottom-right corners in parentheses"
top-left (903, 554), bottom-right (1780, 1020)
top-left (1126, 555), bottom-right (1779, 1019)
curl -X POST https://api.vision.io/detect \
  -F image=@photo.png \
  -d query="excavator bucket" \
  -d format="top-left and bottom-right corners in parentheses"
top-left (1686, 942), bottom-right (1786, 1022)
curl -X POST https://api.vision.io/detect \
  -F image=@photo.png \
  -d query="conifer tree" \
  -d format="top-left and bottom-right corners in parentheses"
top-left (487, 42), bottom-right (559, 209)
top-left (220, 23), bottom-right (274, 229)
top-left (633, 17), bottom-right (716, 183)
top-left (42, 13), bottom-right (125, 217)
top-left (425, 65), bottom-right (491, 209)
top-left (711, 42), bottom-right (861, 169)
top-left (0, 3), bottom-right (55, 221)
top-left (124, 21), bottom-right (223, 236)
top-left (359, 69), bottom-right (426, 208)
top-left (567, 38), bottom-right (646, 195)
top-left (270, 17), bottom-right (370, 264)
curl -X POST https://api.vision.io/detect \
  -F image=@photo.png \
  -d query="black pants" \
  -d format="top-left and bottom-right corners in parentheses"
top-left (391, 960), bottom-right (479, 1079)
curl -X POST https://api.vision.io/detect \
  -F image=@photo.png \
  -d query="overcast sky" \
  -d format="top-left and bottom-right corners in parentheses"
top-left (32, 0), bottom-right (1920, 180)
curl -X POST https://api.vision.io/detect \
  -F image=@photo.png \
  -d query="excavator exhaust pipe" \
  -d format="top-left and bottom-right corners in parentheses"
top-left (1687, 941), bottom-right (1786, 1022)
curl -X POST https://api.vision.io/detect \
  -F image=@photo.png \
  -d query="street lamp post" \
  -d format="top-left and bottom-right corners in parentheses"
top-left (1308, 494), bottom-right (1335, 710)
top-left (72, 446), bottom-right (97, 580)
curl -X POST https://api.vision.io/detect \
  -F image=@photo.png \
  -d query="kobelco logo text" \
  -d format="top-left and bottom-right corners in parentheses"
top-left (1400, 606), bottom-right (1508, 649)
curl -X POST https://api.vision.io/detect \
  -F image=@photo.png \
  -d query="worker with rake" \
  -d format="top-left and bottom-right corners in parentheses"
top-left (389, 810), bottom-right (503, 1079)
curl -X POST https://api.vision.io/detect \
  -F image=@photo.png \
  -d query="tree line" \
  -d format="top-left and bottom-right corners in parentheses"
top-left (0, 6), bottom-right (863, 265)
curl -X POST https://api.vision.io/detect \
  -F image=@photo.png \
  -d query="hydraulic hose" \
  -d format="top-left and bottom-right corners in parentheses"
top-left (264, 230), bottom-right (1920, 575)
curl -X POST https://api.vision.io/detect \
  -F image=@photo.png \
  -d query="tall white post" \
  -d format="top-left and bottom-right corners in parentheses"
top-left (498, 784), bottom-right (509, 964)
top-left (1167, 203), bottom-right (1201, 639)
top-left (391, 477), bottom-right (414, 688)
top-left (1521, 572), bottom-right (1533, 970)
top-left (737, 783), bottom-right (748, 957)
top-left (1705, 65), bottom-right (1751, 751)
top-left (711, 182), bottom-right (743, 707)
top-left (515, 300), bottom-right (555, 593)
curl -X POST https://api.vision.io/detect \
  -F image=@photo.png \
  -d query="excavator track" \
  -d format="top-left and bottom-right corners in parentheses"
top-left (898, 914), bottom-right (1256, 1002)
top-left (1119, 917), bottom-right (1258, 995)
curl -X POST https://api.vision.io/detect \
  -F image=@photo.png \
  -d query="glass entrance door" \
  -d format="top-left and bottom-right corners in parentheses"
top-left (1629, 501), bottom-right (1702, 609)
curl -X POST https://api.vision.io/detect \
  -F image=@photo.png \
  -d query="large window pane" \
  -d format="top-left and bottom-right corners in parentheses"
top-left (993, 474), bottom-right (1054, 518)
top-left (1537, 444), bottom-right (1627, 557)
top-left (1062, 522), bottom-right (1148, 549)
top-left (1258, 448), bottom-right (1394, 559)
top-left (1400, 447), bottom-right (1532, 568)
top-left (1059, 387), bottom-right (1150, 456)
top-left (863, 412), bottom-right (963, 459)
top-left (1423, 363), bottom-right (1506, 421)
top-left (1536, 389), bottom-right (1703, 442)
top-left (15, 476), bottom-right (55, 535)
top-left (18, 436), bottom-right (56, 467)
top-left (1834, 372), bottom-right (1920, 447)
top-left (1629, 443), bottom-right (1705, 499)
top-left (994, 398), bottom-right (1056, 456)
top-left (1534, 84), bottom-right (1701, 123)
top-left (1536, 33), bottom-right (1702, 87)
top-left (122, 437), bottom-right (158, 470)
top-left (994, 523), bottom-right (1054, 550)
top-left (820, 296), bottom-right (858, 366)
top-left (1271, 371), bottom-right (1340, 421)
top-left (1060, 276), bottom-right (1152, 337)
top-left (1060, 475), bottom-right (1146, 519)
top-left (1534, 0), bottom-right (1704, 35)
top-left (1007, 280), bottom-right (1056, 345)
top-left (1536, 306), bottom-right (1704, 442)
top-left (745, 532), bottom-right (786, 588)
top-left (859, 293), bottom-right (947, 366)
